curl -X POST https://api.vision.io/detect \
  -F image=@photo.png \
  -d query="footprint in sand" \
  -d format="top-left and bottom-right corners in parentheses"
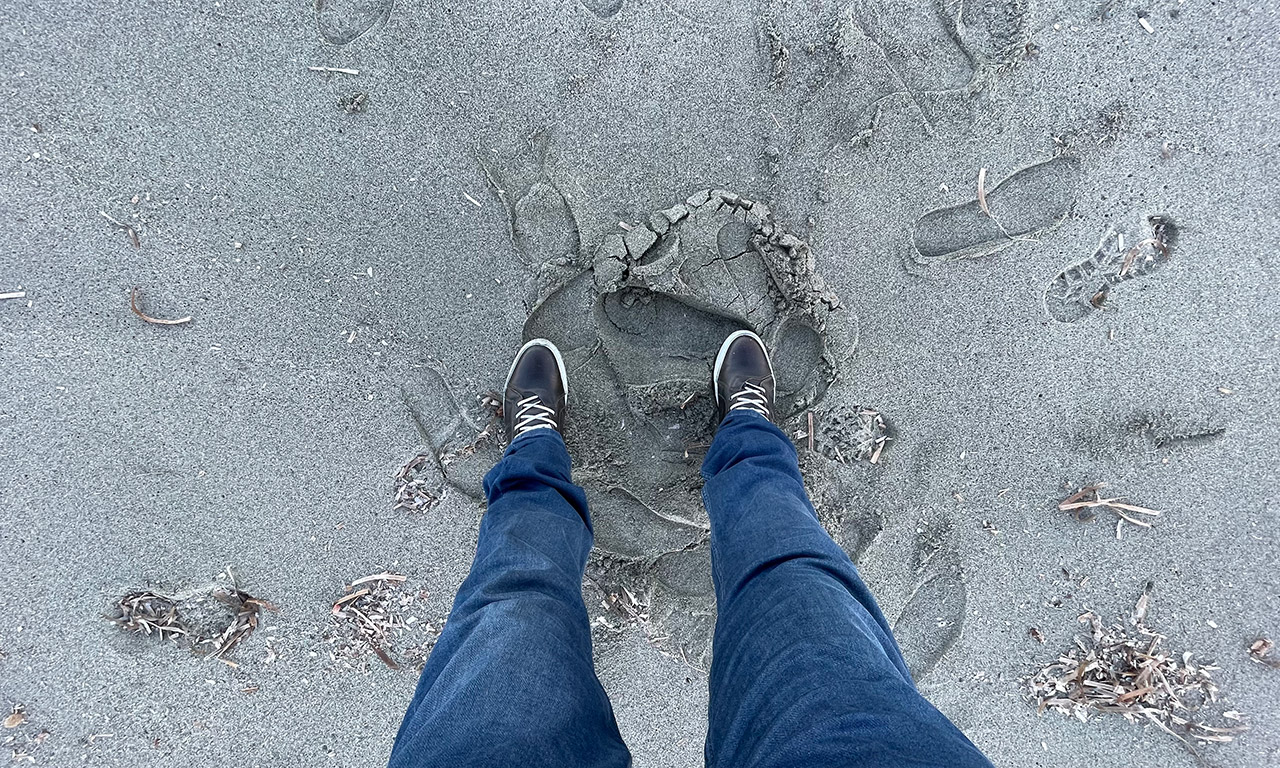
top-left (911, 155), bottom-right (1081, 265)
top-left (315, 0), bottom-right (395, 46)
top-left (518, 190), bottom-right (861, 574)
top-left (838, 1), bottom-right (974, 96)
top-left (894, 572), bottom-right (967, 681)
top-left (765, 1), bottom-right (1032, 218)
top-left (892, 518), bottom-right (967, 681)
top-left (1044, 215), bottom-right (1177, 323)
top-left (579, 0), bottom-right (624, 19)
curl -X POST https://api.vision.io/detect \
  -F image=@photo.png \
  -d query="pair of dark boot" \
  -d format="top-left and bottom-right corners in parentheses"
top-left (502, 330), bottom-right (775, 442)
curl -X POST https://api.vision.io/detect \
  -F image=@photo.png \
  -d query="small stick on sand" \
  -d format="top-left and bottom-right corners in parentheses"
top-left (807, 411), bottom-right (814, 452)
top-left (308, 66), bottom-right (360, 75)
top-left (371, 643), bottom-right (400, 670)
top-left (0, 291), bottom-right (26, 300)
top-left (130, 287), bottom-right (192, 325)
top-left (462, 192), bottom-right (482, 207)
top-left (1060, 484), bottom-right (1163, 531)
top-left (869, 437), bottom-right (886, 464)
top-left (349, 572), bottom-right (407, 588)
top-left (100, 210), bottom-right (140, 248)
top-left (977, 168), bottom-right (992, 218)
top-left (331, 588), bottom-right (371, 614)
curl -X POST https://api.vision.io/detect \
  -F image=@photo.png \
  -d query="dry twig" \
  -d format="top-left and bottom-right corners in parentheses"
top-left (100, 210), bottom-right (140, 248)
top-left (130, 287), bottom-right (192, 325)
top-left (308, 65), bottom-right (359, 75)
top-left (1060, 484), bottom-right (1162, 536)
top-left (977, 167), bottom-right (992, 218)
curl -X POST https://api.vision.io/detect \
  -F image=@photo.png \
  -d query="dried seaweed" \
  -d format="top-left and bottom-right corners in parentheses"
top-left (108, 578), bottom-right (274, 663)
top-left (1027, 587), bottom-right (1248, 750)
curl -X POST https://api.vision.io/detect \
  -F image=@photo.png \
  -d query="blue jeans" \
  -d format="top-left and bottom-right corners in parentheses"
top-left (388, 410), bottom-right (993, 768)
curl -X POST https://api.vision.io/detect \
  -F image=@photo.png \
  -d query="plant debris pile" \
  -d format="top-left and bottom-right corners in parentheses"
top-left (394, 453), bottom-right (443, 513)
top-left (203, 589), bottom-right (276, 661)
top-left (325, 572), bottom-right (440, 671)
top-left (1027, 588), bottom-right (1247, 748)
top-left (110, 591), bottom-right (186, 641)
top-left (108, 578), bottom-right (274, 663)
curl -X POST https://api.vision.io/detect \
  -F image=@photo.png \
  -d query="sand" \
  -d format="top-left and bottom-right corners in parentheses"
top-left (0, 0), bottom-right (1277, 765)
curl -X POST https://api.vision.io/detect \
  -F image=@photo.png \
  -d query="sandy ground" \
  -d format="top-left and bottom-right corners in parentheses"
top-left (1, 0), bottom-right (1278, 765)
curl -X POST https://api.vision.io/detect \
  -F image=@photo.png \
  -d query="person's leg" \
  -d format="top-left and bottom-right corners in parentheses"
top-left (389, 341), bottom-right (630, 768)
top-left (702, 415), bottom-right (992, 767)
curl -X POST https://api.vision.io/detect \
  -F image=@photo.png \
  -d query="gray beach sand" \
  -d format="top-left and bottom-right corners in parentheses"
top-left (1, 1), bottom-right (1277, 765)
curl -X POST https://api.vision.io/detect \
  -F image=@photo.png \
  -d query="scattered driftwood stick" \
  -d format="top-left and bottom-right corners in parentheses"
top-left (1059, 484), bottom-right (1162, 530)
top-left (130, 287), bottom-right (192, 325)
top-left (331, 588), bottom-right (371, 613)
top-left (100, 210), bottom-right (140, 248)
top-left (0, 291), bottom-right (26, 300)
top-left (372, 643), bottom-right (401, 670)
top-left (349, 572), bottom-right (407, 588)
top-left (977, 167), bottom-right (992, 218)
top-left (308, 65), bottom-right (359, 75)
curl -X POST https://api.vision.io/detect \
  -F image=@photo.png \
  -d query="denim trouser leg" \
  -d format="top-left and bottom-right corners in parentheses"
top-left (388, 429), bottom-right (632, 768)
top-left (701, 410), bottom-right (993, 768)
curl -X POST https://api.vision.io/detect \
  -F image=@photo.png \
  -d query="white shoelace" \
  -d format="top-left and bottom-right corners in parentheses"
top-left (728, 381), bottom-right (771, 418)
top-left (513, 394), bottom-right (559, 436)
